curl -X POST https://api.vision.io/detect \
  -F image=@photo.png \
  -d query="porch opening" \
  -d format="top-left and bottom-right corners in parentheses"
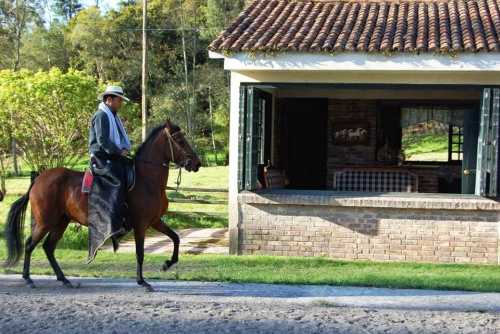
top-left (238, 86), bottom-right (500, 198)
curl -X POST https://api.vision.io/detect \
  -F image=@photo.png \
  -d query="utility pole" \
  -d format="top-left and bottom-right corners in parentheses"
top-left (179, 0), bottom-right (191, 139)
top-left (141, 0), bottom-right (148, 142)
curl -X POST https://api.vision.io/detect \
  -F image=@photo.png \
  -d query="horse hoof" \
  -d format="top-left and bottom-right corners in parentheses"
top-left (162, 260), bottom-right (177, 271)
top-left (26, 282), bottom-right (37, 289)
top-left (64, 282), bottom-right (81, 289)
top-left (142, 285), bottom-right (155, 293)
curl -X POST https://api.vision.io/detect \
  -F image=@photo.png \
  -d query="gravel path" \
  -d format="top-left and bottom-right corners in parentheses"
top-left (1, 274), bottom-right (499, 333)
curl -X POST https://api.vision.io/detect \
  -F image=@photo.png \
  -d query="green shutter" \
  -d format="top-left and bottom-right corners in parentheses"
top-left (476, 89), bottom-right (490, 196)
top-left (237, 86), bottom-right (246, 191)
top-left (245, 87), bottom-right (260, 190)
top-left (238, 86), bottom-right (269, 191)
top-left (490, 89), bottom-right (500, 196)
top-left (476, 88), bottom-right (500, 197)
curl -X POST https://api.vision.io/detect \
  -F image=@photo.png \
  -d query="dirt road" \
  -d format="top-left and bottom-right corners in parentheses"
top-left (1, 274), bottom-right (499, 333)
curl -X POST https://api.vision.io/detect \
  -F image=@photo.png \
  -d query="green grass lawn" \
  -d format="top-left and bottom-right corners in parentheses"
top-left (402, 122), bottom-right (450, 161)
top-left (1, 243), bottom-right (499, 292)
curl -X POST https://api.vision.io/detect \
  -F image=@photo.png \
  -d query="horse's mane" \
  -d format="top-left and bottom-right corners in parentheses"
top-left (135, 122), bottom-right (181, 156)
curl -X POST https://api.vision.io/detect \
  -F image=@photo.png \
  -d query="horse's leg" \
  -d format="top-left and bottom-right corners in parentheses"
top-left (42, 218), bottom-right (76, 288)
top-left (22, 235), bottom-right (38, 288)
top-left (151, 219), bottom-right (179, 270)
top-left (22, 225), bottom-right (51, 288)
top-left (134, 228), bottom-right (154, 292)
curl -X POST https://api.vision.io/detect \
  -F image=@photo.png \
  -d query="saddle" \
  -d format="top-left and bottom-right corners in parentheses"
top-left (82, 161), bottom-right (136, 194)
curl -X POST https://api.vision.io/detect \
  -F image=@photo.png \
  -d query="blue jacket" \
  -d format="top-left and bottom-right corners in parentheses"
top-left (89, 109), bottom-right (123, 158)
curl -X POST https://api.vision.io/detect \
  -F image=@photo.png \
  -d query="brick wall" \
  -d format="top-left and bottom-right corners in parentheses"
top-left (275, 98), bottom-right (440, 192)
top-left (238, 191), bottom-right (500, 264)
top-left (415, 167), bottom-right (439, 193)
top-left (327, 99), bottom-right (378, 188)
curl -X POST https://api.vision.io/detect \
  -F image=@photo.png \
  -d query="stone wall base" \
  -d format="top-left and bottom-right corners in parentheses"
top-left (237, 191), bottom-right (500, 264)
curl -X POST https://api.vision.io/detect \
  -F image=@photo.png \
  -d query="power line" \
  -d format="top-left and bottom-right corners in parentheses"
top-left (112, 27), bottom-right (224, 31)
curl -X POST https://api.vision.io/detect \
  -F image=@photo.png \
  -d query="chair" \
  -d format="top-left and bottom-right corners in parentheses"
top-left (263, 161), bottom-right (287, 189)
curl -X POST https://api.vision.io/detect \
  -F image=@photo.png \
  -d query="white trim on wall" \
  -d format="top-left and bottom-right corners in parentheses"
top-left (210, 51), bottom-right (500, 73)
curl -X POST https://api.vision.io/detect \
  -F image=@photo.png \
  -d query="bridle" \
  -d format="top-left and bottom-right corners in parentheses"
top-left (133, 126), bottom-right (197, 169)
top-left (133, 124), bottom-right (198, 200)
top-left (164, 128), bottom-right (197, 168)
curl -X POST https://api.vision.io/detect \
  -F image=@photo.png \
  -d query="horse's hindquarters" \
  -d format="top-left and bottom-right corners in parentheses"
top-left (30, 167), bottom-right (88, 226)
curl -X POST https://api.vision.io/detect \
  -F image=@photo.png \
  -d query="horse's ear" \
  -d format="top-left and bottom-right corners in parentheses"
top-left (166, 118), bottom-right (172, 129)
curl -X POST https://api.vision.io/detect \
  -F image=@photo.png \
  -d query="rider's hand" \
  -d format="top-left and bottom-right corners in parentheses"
top-left (121, 149), bottom-right (129, 157)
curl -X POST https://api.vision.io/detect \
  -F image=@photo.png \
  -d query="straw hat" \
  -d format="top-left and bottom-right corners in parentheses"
top-left (97, 86), bottom-right (130, 102)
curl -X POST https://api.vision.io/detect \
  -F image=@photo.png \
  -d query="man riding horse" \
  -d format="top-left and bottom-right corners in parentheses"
top-left (88, 85), bottom-right (132, 257)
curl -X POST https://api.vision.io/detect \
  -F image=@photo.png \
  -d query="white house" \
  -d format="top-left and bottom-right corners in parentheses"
top-left (209, 0), bottom-right (500, 263)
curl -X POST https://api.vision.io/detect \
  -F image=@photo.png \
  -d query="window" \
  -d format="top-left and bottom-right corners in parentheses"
top-left (400, 105), bottom-right (465, 163)
top-left (450, 125), bottom-right (463, 161)
top-left (402, 120), bottom-right (463, 163)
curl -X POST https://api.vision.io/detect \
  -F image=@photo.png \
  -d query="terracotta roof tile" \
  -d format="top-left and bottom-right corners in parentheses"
top-left (323, 2), bottom-right (347, 50)
top-left (345, 3), bottom-right (367, 51)
top-left (392, 3), bottom-right (407, 51)
top-left (438, 2), bottom-right (452, 51)
top-left (449, 1), bottom-right (464, 50)
top-left (482, 0), bottom-right (499, 49)
top-left (208, 0), bottom-right (500, 55)
top-left (357, 3), bottom-right (378, 51)
top-left (310, 2), bottom-right (336, 50)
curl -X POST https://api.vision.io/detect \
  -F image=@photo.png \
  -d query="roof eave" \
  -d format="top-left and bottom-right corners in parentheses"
top-left (209, 51), bottom-right (500, 73)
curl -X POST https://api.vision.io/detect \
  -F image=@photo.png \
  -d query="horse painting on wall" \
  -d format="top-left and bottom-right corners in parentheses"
top-left (333, 122), bottom-right (369, 145)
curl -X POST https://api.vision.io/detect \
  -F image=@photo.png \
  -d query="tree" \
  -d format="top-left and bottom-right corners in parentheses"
top-left (196, 64), bottom-right (229, 165)
top-left (202, 0), bottom-right (247, 41)
top-left (51, 0), bottom-right (83, 22)
top-left (0, 0), bottom-right (44, 71)
top-left (148, 62), bottom-right (229, 165)
top-left (0, 0), bottom-right (45, 175)
top-left (66, 6), bottom-right (143, 98)
top-left (19, 21), bottom-right (70, 71)
top-left (0, 68), bottom-right (100, 172)
top-left (11, 0), bottom-right (237, 166)
top-left (66, 7), bottom-right (115, 79)
top-left (0, 70), bottom-right (33, 185)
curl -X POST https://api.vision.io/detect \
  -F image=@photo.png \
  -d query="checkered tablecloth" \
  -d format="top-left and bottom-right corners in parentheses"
top-left (334, 170), bottom-right (418, 192)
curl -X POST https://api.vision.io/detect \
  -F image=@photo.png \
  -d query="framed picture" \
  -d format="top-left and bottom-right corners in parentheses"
top-left (332, 122), bottom-right (369, 145)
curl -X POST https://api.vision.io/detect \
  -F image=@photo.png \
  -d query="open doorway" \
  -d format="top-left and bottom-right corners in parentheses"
top-left (285, 98), bottom-right (328, 190)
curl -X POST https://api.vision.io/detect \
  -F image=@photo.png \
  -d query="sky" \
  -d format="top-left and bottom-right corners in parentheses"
top-left (44, 0), bottom-right (121, 23)
top-left (80, 0), bottom-right (121, 11)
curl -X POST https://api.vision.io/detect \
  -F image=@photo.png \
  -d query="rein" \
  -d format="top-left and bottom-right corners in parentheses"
top-left (164, 128), bottom-right (190, 200)
top-left (133, 156), bottom-right (169, 168)
top-left (170, 167), bottom-right (182, 200)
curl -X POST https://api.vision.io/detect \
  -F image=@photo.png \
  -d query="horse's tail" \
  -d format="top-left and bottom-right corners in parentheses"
top-left (5, 182), bottom-right (34, 267)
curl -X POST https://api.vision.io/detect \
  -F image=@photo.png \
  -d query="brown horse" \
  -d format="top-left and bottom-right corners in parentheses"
top-left (4, 119), bottom-right (201, 291)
